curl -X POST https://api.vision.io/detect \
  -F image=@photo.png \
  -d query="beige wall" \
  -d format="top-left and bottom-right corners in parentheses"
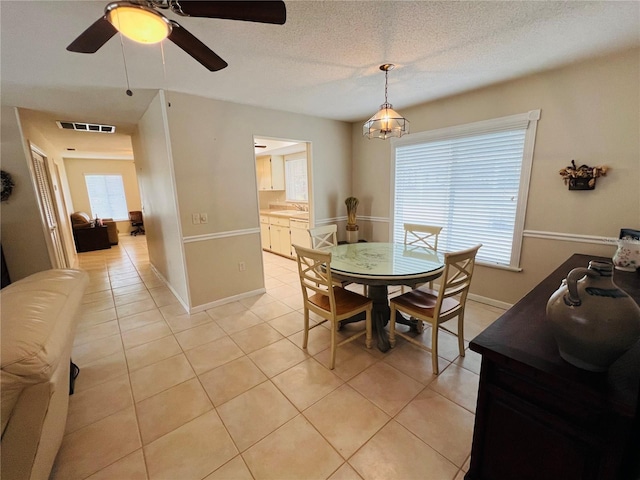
top-left (5, 108), bottom-right (85, 275)
top-left (132, 91), bottom-right (190, 307)
top-left (63, 157), bottom-right (142, 235)
top-left (155, 91), bottom-right (351, 309)
top-left (352, 48), bottom-right (640, 305)
top-left (19, 109), bottom-right (81, 268)
top-left (0, 107), bottom-right (53, 281)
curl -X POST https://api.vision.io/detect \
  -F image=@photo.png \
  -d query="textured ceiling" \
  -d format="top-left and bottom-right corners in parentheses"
top-left (1, 1), bottom-right (639, 157)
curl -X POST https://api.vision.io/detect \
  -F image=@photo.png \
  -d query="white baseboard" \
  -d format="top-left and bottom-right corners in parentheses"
top-left (467, 292), bottom-right (512, 310)
top-left (189, 287), bottom-right (267, 314)
top-left (150, 264), bottom-right (190, 314)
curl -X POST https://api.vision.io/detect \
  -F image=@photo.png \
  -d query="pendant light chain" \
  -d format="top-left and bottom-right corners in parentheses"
top-left (160, 42), bottom-right (171, 107)
top-left (115, 7), bottom-right (133, 97)
top-left (384, 68), bottom-right (389, 105)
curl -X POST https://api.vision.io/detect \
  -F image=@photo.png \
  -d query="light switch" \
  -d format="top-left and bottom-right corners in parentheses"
top-left (192, 213), bottom-right (200, 224)
top-left (200, 213), bottom-right (208, 224)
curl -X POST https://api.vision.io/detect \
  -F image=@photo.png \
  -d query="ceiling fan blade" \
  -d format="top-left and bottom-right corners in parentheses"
top-left (67, 16), bottom-right (117, 53)
top-left (168, 22), bottom-right (228, 71)
top-left (171, 1), bottom-right (286, 24)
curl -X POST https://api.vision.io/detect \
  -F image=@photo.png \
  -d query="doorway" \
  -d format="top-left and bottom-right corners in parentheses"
top-left (254, 137), bottom-right (311, 215)
top-left (254, 136), bottom-right (313, 256)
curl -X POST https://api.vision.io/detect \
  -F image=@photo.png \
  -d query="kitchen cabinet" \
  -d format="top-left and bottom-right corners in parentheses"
top-left (257, 155), bottom-right (285, 191)
top-left (466, 254), bottom-right (640, 480)
top-left (290, 218), bottom-right (310, 253)
top-left (260, 212), bottom-right (310, 258)
top-left (259, 215), bottom-right (270, 250)
top-left (269, 216), bottom-right (291, 257)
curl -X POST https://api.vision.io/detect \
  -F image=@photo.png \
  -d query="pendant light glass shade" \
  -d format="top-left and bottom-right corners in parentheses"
top-left (107, 4), bottom-right (172, 44)
top-left (363, 64), bottom-right (409, 139)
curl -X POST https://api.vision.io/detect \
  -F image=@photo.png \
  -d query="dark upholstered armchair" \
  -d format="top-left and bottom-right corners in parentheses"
top-left (71, 212), bottom-right (118, 252)
top-left (70, 211), bottom-right (93, 229)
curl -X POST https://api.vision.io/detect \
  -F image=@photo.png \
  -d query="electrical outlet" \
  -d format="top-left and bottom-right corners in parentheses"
top-left (192, 213), bottom-right (200, 224)
top-left (200, 213), bottom-right (208, 224)
top-left (238, 261), bottom-right (246, 272)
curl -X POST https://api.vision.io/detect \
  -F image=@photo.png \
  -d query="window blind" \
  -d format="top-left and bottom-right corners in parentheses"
top-left (85, 174), bottom-right (129, 220)
top-left (285, 154), bottom-right (308, 202)
top-left (392, 110), bottom-right (539, 268)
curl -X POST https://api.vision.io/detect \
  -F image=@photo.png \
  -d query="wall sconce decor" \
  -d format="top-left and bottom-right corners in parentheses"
top-left (559, 160), bottom-right (608, 190)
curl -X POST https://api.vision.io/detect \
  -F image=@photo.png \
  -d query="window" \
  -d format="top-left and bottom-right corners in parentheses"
top-left (84, 174), bottom-right (129, 220)
top-left (392, 110), bottom-right (540, 269)
top-left (285, 153), bottom-right (308, 202)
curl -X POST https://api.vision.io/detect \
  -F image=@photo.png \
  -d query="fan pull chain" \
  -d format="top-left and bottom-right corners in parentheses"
top-left (117, 29), bottom-right (133, 96)
top-left (160, 42), bottom-right (171, 107)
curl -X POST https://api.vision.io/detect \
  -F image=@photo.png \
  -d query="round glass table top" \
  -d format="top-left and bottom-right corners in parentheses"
top-left (329, 242), bottom-right (444, 280)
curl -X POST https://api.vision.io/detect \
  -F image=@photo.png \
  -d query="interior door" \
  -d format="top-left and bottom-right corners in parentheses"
top-left (30, 148), bottom-right (68, 268)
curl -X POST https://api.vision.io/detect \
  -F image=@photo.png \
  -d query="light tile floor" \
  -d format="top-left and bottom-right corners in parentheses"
top-left (51, 235), bottom-right (505, 480)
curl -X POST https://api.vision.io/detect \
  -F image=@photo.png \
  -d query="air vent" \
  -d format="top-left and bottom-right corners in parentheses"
top-left (56, 121), bottom-right (116, 133)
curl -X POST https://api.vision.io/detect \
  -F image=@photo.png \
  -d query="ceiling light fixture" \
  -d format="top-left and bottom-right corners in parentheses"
top-left (106, 3), bottom-right (172, 44)
top-left (363, 64), bottom-right (409, 140)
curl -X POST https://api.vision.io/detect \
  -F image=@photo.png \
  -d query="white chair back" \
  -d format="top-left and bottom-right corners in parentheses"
top-left (404, 223), bottom-right (442, 251)
top-left (308, 224), bottom-right (338, 250)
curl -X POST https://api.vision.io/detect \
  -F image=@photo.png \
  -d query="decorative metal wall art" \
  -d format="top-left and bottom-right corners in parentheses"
top-left (559, 160), bottom-right (608, 190)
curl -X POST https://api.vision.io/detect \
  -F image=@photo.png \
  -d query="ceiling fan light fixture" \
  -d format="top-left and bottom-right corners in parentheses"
top-left (363, 64), bottom-right (409, 140)
top-left (106, 3), bottom-right (171, 44)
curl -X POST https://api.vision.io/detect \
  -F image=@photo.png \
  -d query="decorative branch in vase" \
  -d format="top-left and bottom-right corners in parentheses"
top-left (345, 196), bottom-right (359, 243)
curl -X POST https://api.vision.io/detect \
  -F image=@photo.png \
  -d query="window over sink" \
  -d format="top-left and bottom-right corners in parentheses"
top-left (285, 152), bottom-right (308, 202)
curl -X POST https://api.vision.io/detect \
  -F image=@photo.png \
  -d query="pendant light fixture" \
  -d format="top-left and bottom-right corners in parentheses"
top-left (363, 64), bottom-right (409, 139)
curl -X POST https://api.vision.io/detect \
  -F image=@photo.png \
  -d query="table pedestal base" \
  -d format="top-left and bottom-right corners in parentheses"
top-left (340, 284), bottom-right (421, 352)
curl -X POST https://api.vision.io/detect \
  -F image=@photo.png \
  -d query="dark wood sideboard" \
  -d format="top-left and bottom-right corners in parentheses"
top-left (467, 254), bottom-right (640, 480)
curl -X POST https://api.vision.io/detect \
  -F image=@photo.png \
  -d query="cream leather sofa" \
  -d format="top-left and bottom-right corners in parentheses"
top-left (1, 269), bottom-right (89, 480)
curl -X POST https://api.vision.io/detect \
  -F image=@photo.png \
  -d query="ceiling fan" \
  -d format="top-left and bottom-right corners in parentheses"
top-left (254, 142), bottom-right (267, 148)
top-left (67, 1), bottom-right (286, 71)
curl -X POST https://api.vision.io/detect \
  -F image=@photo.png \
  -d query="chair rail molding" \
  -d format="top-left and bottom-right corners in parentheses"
top-left (317, 216), bottom-right (347, 225)
top-left (523, 230), bottom-right (617, 246)
top-left (316, 216), bottom-right (389, 226)
top-left (360, 215), bottom-right (390, 223)
top-left (183, 227), bottom-right (260, 243)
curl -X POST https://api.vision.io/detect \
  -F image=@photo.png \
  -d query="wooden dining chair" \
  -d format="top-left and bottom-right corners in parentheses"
top-left (308, 224), bottom-right (338, 250)
top-left (402, 223), bottom-right (443, 292)
top-left (308, 224), bottom-right (363, 292)
top-left (404, 223), bottom-right (442, 251)
top-left (389, 244), bottom-right (481, 374)
top-left (293, 244), bottom-right (372, 369)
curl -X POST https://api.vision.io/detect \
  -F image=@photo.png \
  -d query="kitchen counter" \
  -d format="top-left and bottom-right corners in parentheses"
top-left (260, 210), bottom-right (309, 220)
top-left (260, 210), bottom-right (310, 258)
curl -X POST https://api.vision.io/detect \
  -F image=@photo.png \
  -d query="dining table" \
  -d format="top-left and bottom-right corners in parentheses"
top-left (328, 242), bottom-right (445, 352)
